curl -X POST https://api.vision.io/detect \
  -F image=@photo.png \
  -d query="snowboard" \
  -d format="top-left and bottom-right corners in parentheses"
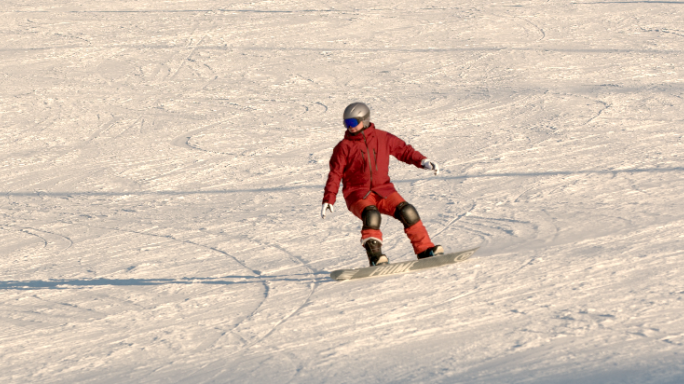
top-left (330, 247), bottom-right (478, 281)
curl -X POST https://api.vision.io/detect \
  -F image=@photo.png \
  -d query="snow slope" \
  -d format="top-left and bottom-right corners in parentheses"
top-left (1, 0), bottom-right (683, 383)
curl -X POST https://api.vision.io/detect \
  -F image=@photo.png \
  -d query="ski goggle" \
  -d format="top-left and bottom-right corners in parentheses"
top-left (344, 118), bottom-right (361, 129)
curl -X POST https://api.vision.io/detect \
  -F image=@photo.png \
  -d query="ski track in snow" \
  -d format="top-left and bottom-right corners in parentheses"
top-left (1, 0), bottom-right (684, 383)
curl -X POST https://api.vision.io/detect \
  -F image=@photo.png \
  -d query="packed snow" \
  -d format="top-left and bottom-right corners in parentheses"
top-left (1, 0), bottom-right (683, 383)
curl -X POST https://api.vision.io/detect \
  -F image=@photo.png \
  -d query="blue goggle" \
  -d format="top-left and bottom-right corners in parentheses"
top-left (344, 118), bottom-right (361, 129)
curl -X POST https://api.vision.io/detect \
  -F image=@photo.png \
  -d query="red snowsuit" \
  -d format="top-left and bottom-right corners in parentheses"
top-left (323, 123), bottom-right (435, 254)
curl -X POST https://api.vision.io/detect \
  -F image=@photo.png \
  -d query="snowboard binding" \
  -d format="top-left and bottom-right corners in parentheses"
top-left (417, 245), bottom-right (444, 259)
top-left (363, 238), bottom-right (389, 266)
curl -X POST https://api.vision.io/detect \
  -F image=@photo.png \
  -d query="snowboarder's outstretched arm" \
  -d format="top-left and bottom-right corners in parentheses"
top-left (387, 133), bottom-right (439, 175)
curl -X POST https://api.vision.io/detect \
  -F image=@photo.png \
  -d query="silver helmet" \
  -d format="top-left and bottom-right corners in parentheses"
top-left (343, 102), bottom-right (371, 129)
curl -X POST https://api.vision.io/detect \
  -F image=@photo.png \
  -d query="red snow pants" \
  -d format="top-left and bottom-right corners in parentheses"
top-left (350, 192), bottom-right (435, 255)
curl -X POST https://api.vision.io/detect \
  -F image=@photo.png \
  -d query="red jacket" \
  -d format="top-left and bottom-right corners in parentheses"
top-left (323, 123), bottom-right (427, 209)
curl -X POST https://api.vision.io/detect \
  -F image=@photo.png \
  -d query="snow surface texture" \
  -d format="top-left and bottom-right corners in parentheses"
top-left (1, 0), bottom-right (683, 383)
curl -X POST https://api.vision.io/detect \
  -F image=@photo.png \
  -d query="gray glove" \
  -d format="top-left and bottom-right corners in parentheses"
top-left (421, 159), bottom-right (440, 175)
top-left (321, 203), bottom-right (334, 219)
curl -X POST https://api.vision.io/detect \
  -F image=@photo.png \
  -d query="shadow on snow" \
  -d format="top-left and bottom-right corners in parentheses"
top-left (2, 167), bottom-right (682, 197)
top-left (0, 272), bottom-right (331, 291)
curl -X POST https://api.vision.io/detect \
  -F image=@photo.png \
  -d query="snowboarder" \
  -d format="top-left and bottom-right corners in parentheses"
top-left (321, 102), bottom-right (443, 266)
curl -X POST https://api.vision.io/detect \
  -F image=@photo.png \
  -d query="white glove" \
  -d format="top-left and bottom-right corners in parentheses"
top-left (421, 159), bottom-right (440, 175)
top-left (321, 202), bottom-right (334, 219)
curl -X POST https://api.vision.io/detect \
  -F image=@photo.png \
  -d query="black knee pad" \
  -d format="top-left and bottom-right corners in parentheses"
top-left (394, 202), bottom-right (421, 228)
top-left (361, 206), bottom-right (381, 230)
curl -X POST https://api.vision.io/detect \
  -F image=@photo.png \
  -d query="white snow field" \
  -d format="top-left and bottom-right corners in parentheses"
top-left (1, 0), bottom-right (683, 383)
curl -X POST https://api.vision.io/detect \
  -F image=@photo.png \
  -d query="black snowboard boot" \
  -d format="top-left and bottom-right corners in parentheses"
top-left (417, 245), bottom-right (444, 259)
top-left (363, 239), bottom-right (389, 266)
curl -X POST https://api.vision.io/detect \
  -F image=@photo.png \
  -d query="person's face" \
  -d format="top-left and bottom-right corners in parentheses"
top-left (347, 120), bottom-right (364, 134)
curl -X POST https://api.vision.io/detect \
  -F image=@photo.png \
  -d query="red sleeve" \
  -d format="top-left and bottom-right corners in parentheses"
top-left (387, 133), bottom-right (426, 168)
top-left (322, 143), bottom-right (347, 205)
